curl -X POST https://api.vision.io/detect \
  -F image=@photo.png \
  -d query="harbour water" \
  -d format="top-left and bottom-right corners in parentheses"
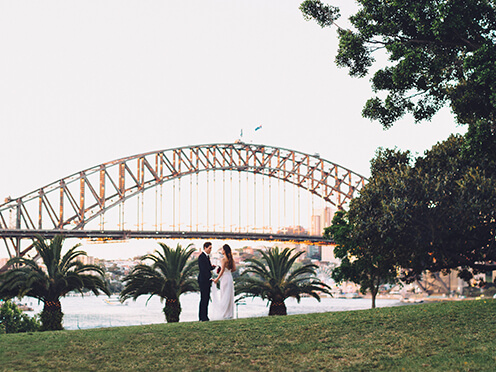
top-left (21, 294), bottom-right (402, 330)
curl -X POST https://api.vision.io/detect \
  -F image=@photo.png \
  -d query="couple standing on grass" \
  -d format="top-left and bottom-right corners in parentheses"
top-left (198, 241), bottom-right (237, 322)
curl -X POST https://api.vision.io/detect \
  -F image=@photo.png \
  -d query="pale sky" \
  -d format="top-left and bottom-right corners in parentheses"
top-left (0, 0), bottom-right (466, 204)
top-left (0, 1), bottom-right (466, 260)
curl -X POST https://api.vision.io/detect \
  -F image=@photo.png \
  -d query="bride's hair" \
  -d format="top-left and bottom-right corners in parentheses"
top-left (223, 244), bottom-right (234, 270)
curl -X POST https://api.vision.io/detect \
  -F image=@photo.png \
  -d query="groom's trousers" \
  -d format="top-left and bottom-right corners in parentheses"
top-left (199, 282), bottom-right (211, 321)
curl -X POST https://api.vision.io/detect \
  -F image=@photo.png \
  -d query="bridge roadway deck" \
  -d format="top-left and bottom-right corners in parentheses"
top-left (0, 229), bottom-right (332, 245)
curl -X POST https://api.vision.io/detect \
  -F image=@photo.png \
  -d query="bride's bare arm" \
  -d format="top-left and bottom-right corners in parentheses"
top-left (213, 257), bottom-right (227, 284)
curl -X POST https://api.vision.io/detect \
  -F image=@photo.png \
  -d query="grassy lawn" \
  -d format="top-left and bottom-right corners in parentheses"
top-left (1, 299), bottom-right (495, 371)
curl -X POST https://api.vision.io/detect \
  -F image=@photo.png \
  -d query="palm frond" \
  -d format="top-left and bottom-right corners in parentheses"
top-left (235, 247), bottom-right (332, 306)
top-left (0, 235), bottom-right (109, 303)
top-left (120, 243), bottom-right (198, 304)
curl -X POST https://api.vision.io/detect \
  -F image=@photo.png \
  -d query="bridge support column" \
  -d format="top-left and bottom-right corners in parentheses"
top-left (15, 237), bottom-right (20, 257)
top-left (15, 199), bottom-right (21, 257)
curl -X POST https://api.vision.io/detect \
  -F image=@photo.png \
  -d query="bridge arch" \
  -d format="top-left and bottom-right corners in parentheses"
top-left (0, 143), bottom-right (366, 258)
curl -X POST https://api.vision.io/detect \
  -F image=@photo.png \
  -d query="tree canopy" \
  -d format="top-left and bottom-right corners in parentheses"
top-left (333, 136), bottom-right (496, 291)
top-left (400, 135), bottom-right (496, 282)
top-left (300, 0), bottom-right (496, 129)
top-left (301, 0), bottom-right (496, 295)
top-left (324, 149), bottom-right (409, 307)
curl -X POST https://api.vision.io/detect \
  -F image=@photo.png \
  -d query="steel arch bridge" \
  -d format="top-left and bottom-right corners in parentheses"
top-left (0, 142), bottom-right (367, 261)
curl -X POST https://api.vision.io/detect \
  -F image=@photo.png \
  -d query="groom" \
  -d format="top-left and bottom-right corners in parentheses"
top-left (198, 241), bottom-right (215, 321)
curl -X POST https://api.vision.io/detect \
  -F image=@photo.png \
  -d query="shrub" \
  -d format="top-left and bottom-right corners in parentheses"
top-left (482, 284), bottom-right (496, 297)
top-left (462, 286), bottom-right (482, 297)
top-left (0, 300), bottom-right (40, 334)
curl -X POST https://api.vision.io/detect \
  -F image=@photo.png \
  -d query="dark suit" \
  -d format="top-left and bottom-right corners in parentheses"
top-left (198, 251), bottom-right (215, 321)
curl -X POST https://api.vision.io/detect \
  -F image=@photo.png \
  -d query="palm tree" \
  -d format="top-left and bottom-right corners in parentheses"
top-left (120, 243), bottom-right (198, 323)
top-left (0, 235), bottom-right (109, 331)
top-left (235, 247), bottom-right (332, 315)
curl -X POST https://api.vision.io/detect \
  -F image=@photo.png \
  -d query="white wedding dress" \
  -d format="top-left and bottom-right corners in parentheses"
top-left (211, 269), bottom-right (235, 320)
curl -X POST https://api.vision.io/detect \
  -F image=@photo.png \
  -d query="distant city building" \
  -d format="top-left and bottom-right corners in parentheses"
top-left (310, 207), bottom-right (335, 236)
top-left (277, 226), bottom-right (308, 235)
top-left (242, 247), bottom-right (255, 255)
top-left (307, 245), bottom-right (321, 260)
top-left (77, 255), bottom-right (95, 266)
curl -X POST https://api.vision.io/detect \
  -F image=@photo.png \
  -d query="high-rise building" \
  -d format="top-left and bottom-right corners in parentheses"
top-left (322, 206), bottom-right (333, 227)
top-left (310, 207), bottom-right (336, 236)
top-left (310, 215), bottom-right (321, 236)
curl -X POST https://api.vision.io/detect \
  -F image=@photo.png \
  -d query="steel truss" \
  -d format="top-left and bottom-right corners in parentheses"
top-left (0, 143), bottom-right (366, 260)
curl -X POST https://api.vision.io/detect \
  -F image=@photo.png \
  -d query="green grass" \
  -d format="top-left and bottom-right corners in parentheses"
top-left (1, 300), bottom-right (495, 371)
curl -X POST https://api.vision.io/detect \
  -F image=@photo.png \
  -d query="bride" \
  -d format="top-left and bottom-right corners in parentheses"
top-left (212, 244), bottom-right (236, 320)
